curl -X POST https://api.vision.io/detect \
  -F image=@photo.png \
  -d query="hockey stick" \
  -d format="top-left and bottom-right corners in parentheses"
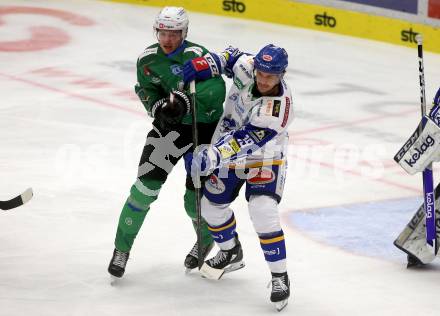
top-left (416, 34), bottom-right (438, 255)
top-left (0, 188), bottom-right (33, 211)
top-left (189, 80), bottom-right (203, 269)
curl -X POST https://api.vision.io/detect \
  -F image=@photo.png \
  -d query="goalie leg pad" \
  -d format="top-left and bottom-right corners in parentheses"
top-left (394, 184), bottom-right (440, 265)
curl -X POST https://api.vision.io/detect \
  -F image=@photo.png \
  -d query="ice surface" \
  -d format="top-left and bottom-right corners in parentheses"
top-left (1, 1), bottom-right (440, 315)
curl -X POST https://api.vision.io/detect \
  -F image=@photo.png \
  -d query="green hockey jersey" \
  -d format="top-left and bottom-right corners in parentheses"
top-left (135, 41), bottom-right (225, 124)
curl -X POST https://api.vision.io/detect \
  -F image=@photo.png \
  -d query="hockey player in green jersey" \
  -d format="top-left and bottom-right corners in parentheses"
top-left (108, 6), bottom-right (225, 278)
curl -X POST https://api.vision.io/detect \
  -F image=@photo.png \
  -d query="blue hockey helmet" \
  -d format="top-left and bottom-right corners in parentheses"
top-left (254, 44), bottom-right (288, 74)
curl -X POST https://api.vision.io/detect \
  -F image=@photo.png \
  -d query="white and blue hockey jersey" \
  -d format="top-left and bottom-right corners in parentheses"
top-left (211, 54), bottom-right (294, 168)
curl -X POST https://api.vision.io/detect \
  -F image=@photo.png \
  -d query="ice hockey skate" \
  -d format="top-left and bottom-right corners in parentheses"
top-left (269, 272), bottom-right (290, 312)
top-left (108, 248), bottom-right (129, 284)
top-left (199, 238), bottom-right (245, 280)
top-left (184, 240), bottom-right (214, 273)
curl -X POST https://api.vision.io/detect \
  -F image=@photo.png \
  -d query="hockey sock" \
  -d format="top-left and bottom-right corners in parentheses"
top-left (207, 214), bottom-right (237, 250)
top-left (259, 230), bottom-right (287, 273)
top-left (114, 178), bottom-right (163, 252)
top-left (184, 189), bottom-right (213, 247)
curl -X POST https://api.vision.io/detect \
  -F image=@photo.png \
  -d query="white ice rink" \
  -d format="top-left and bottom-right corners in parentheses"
top-left (1, 1), bottom-right (440, 315)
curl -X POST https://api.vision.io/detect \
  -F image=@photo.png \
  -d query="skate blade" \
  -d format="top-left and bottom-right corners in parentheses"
top-left (223, 261), bottom-right (245, 274)
top-left (110, 275), bottom-right (121, 286)
top-left (185, 267), bottom-right (194, 275)
top-left (274, 299), bottom-right (288, 312)
top-left (199, 261), bottom-right (245, 280)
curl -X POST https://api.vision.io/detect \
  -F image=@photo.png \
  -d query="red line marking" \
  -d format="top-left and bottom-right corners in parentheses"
top-left (294, 108), bottom-right (417, 136)
top-left (0, 72), bottom-right (144, 117)
top-left (0, 68), bottom-right (420, 194)
top-left (287, 107), bottom-right (421, 196)
top-left (0, 64), bottom-right (422, 198)
top-left (291, 153), bottom-right (421, 193)
top-left (0, 6), bottom-right (94, 26)
top-left (0, 26), bottom-right (70, 52)
top-left (29, 67), bottom-right (139, 101)
top-left (0, 6), bottom-right (94, 52)
top-left (30, 67), bottom-right (80, 78)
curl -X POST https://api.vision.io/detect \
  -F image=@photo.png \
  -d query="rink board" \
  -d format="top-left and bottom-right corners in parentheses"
top-left (101, 0), bottom-right (440, 53)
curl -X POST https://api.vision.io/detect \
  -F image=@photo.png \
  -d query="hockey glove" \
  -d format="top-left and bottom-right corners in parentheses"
top-left (189, 144), bottom-right (221, 177)
top-left (427, 87), bottom-right (440, 122)
top-left (183, 53), bottom-right (221, 84)
top-left (152, 90), bottom-right (191, 131)
top-left (221, 46), bottom-right (244, 77)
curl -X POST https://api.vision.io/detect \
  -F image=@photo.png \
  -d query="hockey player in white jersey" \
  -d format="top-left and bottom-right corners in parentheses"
top-left (183, 44), bottom-right (293, 311)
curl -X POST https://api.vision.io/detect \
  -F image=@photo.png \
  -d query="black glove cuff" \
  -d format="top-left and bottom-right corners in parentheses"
top-left (151, 98), bottom-right (167, 118)
top-left (171, 90), bottom-right (191, 115)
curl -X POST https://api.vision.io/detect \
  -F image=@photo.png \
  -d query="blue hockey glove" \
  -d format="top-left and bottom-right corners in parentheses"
top-left (183, 53), bottom-right (221, 84)
top-left (189, 144), bottom-right (221, 176)
top-left (222, 46), bottom-right (244, 77)
top-left (428, 87), bottom-right (440, 125)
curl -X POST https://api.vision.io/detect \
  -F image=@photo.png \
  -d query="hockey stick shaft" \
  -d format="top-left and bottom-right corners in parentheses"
top-left (189, 81), bottom-right (203, 269)
top-left (416, 34), bottom-right (438, 254)
top-left (0, 188), bottom-right (33, 211)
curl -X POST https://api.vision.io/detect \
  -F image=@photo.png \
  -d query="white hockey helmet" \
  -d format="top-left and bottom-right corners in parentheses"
top-left (153, 7), bottom-right (189, 40)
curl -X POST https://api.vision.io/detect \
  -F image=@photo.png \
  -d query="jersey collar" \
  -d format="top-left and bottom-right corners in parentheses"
top-left (166, 41), bottom-right (187, 58)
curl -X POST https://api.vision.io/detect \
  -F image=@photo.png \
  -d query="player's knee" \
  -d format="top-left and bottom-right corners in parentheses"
top-left (129, 178), bottom-right (163, 207)
top-left (201, 196), bottom-right (231, 226)
top-left (248, 195), bottom-right (281, 233)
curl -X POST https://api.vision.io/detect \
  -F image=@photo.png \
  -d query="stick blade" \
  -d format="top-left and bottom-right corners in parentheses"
top-left (199, 263), bottom-right (225, 280)
top-left (21, 188), bottom-right (33, 204)
top-left (0, 188), bottom-right (33, 211)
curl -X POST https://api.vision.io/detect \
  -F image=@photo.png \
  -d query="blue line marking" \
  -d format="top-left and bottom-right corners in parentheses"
top-left (287, 197), bottom-right (423, 262)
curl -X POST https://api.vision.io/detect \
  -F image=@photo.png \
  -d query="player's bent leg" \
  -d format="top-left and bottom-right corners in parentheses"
top-left (201, 195), bottom-right (234, 229)
top-left (199, 197), bottom-right (245, 279)
top-left (201, 169), bottom-right (243, 245)
top-left (109, 125), bottom-right (184, 279)
top-left (198, 170), bottom-right (246, 278)
top-left (109, 178), bottom-right (164, 279)
top-left (114, 178), bottom-right (163, 251)
top-left (184, 189), bottom-right (212, 245)
top-left (183, 188), bottom-right (214, 270)
top-left (203, 198), bottom-right (237, 250)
